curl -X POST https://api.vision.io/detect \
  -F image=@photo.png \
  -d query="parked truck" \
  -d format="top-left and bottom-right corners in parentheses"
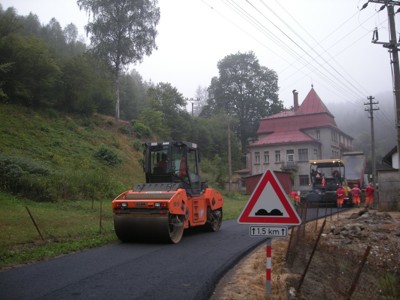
top-left (341, 151), bottom-right (366, 189)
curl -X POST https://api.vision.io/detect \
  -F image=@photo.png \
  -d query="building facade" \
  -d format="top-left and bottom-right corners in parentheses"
top-left (246, 88), bottom-right (353, 192)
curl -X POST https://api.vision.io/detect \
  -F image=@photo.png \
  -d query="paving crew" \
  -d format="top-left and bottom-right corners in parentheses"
top-left (351, 184), bottom-right (362, 207)
top-left (365, 182), bottom-right (375, 208)
top-left (336, 186), bottom-right (345, 208)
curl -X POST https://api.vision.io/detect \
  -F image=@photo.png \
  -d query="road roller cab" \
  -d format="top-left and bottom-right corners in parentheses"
top-left (112, 141), bottom-right (224, 244)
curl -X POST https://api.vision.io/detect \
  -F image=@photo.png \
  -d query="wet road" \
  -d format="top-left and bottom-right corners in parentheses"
top-left (0, 206), bottom-right (344, 300)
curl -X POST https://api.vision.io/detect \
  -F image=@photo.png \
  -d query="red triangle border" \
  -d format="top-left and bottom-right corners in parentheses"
top-left (238, 170), bottom-right (301, 225)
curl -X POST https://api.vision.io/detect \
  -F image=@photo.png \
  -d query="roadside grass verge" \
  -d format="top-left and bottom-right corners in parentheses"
top-left (0, 192), bottom-right (249, 270)
top-left (0, 192), bottom-right (115, 270)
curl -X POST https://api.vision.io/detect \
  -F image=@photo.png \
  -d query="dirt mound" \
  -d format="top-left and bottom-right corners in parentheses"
top-left (211, 209), bottom-right (400, 299)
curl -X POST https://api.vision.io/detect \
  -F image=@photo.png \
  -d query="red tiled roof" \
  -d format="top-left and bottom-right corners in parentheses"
top-left (296, 88), bottom-right (334, 116)
top-left (257, 113), bottom-right (336, 134)
top-left (253, 88), bottom-right (339, 147)
top-left (251, 130), bottom-right (316, 146)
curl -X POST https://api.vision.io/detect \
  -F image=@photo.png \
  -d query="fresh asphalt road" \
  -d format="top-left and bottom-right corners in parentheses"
top-left (0, 207), bottom-right (344, 300)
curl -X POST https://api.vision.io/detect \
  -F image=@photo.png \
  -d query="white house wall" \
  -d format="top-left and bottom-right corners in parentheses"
top-left (250, 127), bottom-right (353, 191)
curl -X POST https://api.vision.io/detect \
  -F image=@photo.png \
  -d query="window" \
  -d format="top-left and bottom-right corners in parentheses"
top-left (313, 148), bottom-right (318, 159)
top-left (316, 129), bottom-right (320, 140)
top-left (255, 152), bottom-right (260, 164)
top-left (299, 175), bottom-right (310, 186)
top-left (263, 151), bottom-right (269, 164)
top-left (332, 150), bottom-right (339, 158)
top-left (331, 130), bottom-right (338, 143)
top-left (298, 149), bottom-right (308, 161)
top-left (275, 150), bottom-right (281, 162)
top-left (286, 149), bottom-right (294, 162)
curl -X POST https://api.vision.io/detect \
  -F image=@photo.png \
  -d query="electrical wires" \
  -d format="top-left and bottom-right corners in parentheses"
top-left (201, 0), bottom-right (396, 135)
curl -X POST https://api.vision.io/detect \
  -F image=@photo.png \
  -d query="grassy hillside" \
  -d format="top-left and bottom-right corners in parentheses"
top-left (0, 103), bottom-right (144, 202)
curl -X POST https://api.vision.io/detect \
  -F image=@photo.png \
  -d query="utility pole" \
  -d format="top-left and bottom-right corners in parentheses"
top-left (364, 96), bottom-right (379, 185)
top-left (367, 0), bottom-right (400, 206)
top-left (227, 116), bottom-right (232, 191)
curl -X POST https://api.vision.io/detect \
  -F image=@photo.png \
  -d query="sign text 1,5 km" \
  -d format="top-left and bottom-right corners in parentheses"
top-left (249, 226), bottom-right (288, 237)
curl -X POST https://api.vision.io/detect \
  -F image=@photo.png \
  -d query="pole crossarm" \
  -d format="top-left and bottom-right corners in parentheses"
top-left (368, 0), bottom-right (400, 5)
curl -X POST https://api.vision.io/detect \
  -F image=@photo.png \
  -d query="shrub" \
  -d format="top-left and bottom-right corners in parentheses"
top-left (132, 140), bottom-right (142, 151)
top-left (132, 121), bottom-right (151, 139)
top-left (0, 155), bottom-right (53, 201)
top-left (94, 145), bottom-right (121, 166)
top-left (118, 125), bottom-right (132, 135)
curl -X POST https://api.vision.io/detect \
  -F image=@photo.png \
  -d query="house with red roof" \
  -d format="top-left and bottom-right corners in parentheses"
top-left (245, 87), bottom-right (353, 191)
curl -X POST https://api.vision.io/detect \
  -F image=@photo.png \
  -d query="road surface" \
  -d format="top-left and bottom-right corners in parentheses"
top-left (0, 207), bottom-right (343, 300)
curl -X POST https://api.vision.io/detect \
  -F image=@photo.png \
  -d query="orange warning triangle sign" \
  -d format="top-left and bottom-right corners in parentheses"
top-left (238, 169), bottom-right (301, 225)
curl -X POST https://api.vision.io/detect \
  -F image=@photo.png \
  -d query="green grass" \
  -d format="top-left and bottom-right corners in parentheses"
top-left (221, 192), bottom-right (248, 220)
top-left (0, 192), bottom-right (116, 269)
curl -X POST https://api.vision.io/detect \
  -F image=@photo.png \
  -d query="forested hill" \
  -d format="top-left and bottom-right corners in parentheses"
top-left (328, 90), bottom-right (397, 163)
top-left (0, 103), bottom-right (144, 202)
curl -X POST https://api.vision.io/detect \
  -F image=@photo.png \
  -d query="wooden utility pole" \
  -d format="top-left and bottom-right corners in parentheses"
top-left (227, 116), bottom-right (232, 191)
top-left (364, 96), bottom-right (379, 185)
top-left (367, 0), bottom-right (400, 206)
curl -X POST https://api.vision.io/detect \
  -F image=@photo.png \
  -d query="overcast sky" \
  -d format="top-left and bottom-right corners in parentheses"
top-left (1, 0), bottom-right (396, 110)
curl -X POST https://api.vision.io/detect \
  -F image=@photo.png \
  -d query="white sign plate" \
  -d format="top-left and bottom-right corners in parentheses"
top-left (249, 226), bottom-right (288, 237)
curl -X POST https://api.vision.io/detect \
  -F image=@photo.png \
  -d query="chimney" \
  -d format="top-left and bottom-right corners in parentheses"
top-left (292, 89), bottom-right (299, 111)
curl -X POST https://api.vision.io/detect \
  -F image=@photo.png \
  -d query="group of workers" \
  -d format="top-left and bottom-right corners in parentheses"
top-left (335, 182), bottom-right (375, 208)
top-left (289, 182), bottom-right (375, 208)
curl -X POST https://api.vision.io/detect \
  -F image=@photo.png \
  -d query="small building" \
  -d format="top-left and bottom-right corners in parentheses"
top-left (382, 146), bottom-right (399, 170)
top-left (244, 87), bottom-right (353, 192)
top-left (244, 171), bottom-right (292, 195)
top-left (378, 146), bottom-right (399, 210)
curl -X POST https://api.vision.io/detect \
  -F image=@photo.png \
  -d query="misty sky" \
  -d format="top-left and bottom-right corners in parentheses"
top-left (1, 0), bottom-right (396, 111)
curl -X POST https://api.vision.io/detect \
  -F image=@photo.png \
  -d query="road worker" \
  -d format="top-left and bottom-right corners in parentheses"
top-left (289, 191), bottom-right (300, 206)
top-left (336, 186), bottom-right (345, 208)
top-left (365, 182), bottom-right (375, 209)
top-left (351, 184), bottom-right (362, 207)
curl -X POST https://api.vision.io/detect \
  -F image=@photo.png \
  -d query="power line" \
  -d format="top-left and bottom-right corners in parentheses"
top-left (201, 0), bottom-right (394, 130)
top-left (217, 1), bottom-right (375, 102)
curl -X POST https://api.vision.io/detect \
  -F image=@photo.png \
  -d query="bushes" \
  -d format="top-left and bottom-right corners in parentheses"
top-left (0, 155), bottom-right (53, 201)
top-left (0, 154), bottom-right (125, 202)
top-left (132, 121), bottom-right (151, 139)
top-left (94, 145), bottom-right (122, 166)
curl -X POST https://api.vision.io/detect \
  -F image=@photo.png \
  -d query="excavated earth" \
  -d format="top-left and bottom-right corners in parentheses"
top-left (211, 208), bottom-right (400, 300)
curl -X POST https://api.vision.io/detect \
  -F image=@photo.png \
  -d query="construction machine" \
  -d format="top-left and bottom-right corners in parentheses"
top-left (306, 159), bottom-right (346, 207)
top-left (112, 141), bottom-right (224, 244)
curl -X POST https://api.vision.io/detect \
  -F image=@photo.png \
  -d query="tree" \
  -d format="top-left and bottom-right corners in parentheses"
top-left (77, 0), bottom-right (160, 120)
top-left (0, 62), bottom-right (12, 100)
top-left (59, 54), bottom-right (113, 115)
top-left (119, 70), bottom-right (148, 120)
top-left (193, 85), bottom-right (208, 116)
top-left (0, 33), bottom-right (60, 107)
top-left (204, 51), bottom-right (283, 153)
top-left (146, 82), bottom-right (190, 140)
top-left (42, 18), bottom-right (67, 56)
top-left (0, 6), bottom-right (21, 37)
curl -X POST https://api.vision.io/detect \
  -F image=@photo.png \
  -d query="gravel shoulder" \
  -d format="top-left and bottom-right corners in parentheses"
top-left (211, 208), bottom-right (400, 299)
